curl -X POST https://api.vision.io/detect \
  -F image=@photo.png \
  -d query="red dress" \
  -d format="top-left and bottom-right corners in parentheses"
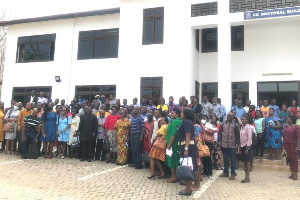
top-left (143, 121), bottom-right (153, 153)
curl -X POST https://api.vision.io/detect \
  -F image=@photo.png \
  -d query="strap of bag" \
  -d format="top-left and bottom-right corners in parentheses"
top-left (8, 109), bottom-right (12, 119)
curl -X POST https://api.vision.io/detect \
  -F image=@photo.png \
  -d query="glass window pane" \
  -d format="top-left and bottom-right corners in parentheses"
top-left (24, 43), bottom-right (37, 61)
top-left (37, 42), bottom-right (51, 61)
top-left (154, 19), bottom-right (163, 43)
top-left (77, 87), bottom-right (90, 92)
top-left (203, 83), bottom-right (218, 91)
top-left (141, 79), bottom-right (151, 86)
top-left (202, 28), bottom-right (218, 53)
top-left (79, 31), bottom-right (94, 38)
top-left (155, 8), bottom-right (164, 17)
top-left (152, 78), bottom-right (162, 86)
top-left (144, 9), bottom-right (154, 18)
top-left (152, 89), bottom-right (161, 101)
top-left (279, 82), bottom-right (299, 92)
top-left (258, 83), bottom-right (277, 92)
top-left (94, 38), bottom-right (108, 58)
top-left (78, 39), bottom-right (93, 59)
top-left (231, 26), bottom-right (244, 51)
top-left (18, 36), bottom-right (30, 44)
top-left (144, 20), bottom-right (154, 43)
top-left (108, 29), bottom-right (119, 37)
top-left (108, 37), bottom-right (119, 58)
top-left (95, 30), bottom-right (107, 37)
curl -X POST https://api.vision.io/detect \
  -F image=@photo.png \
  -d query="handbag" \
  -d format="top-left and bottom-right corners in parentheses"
top-left (153, 137), bottom-right (167, 149)
top-left (198, 144), bottom-right (210, 158)
top-left (176, 157), bottom-right (195, 181)
top-left (3, 122), bottom-right (14, 132)
top-left (204, 131), bottom-right (214, 143)
top-left (101, 139), bottom-right (110, 152)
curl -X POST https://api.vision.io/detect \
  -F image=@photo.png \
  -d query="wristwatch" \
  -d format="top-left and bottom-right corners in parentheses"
top-left (184, 147), bottom-right (188, 151)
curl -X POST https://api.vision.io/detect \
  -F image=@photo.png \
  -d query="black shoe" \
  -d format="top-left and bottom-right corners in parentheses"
top-left (135, 165), bottom-right (143, 169)
top-left (129, 164), bottom-right (136, 167)
top-left (178, 190), bottom-right (192, 196)
top-left (80, 158), bottom-right (86, 162)
top-left (147, 175), bottom-right (156, 180)
top-left (87, 159), bottom-right (91, 162)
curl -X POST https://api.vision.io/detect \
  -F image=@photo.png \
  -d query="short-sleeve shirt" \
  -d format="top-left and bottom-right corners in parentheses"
top-left (157, 104), bottom-right (168, 112)
top-left (177, 119), bottom-right (195, 143)
top-left (23, 115), bottom-right (42, 131)
top-left (130, 115), bottom-right (145, 133)
top-left (156, 124), bottom-right (168, 140)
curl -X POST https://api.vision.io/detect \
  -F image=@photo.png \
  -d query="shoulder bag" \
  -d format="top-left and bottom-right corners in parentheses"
top-left (176, 157), bottom-right (195, 181)
top-left (153, 137), bottom-right (167, 149)
top-left (3, 110), bottom-right (14, 132)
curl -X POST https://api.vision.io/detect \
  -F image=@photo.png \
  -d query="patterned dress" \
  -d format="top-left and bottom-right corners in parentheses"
top-left (194, 124), bottom-right (204, 166)
top-left (115, 118), bottom-right (130, 164)
top-left (264, 116), bottom-right (282, 149)
top-left (143, 121), bottom-right (153, 153)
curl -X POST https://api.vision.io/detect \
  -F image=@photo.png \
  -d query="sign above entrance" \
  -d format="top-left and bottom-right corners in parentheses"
top-left (244, 6), bottom-right (300, 20)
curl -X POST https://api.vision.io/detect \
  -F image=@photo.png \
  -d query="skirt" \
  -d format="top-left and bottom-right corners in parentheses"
top-left (240, 146), bottom-right (252, 162)
top-left (149, 146), bottom-right (166, 161)
top-left (58, 133), bottom-right (69, 143)
top-left (5, 131), bottom-right (17, 140)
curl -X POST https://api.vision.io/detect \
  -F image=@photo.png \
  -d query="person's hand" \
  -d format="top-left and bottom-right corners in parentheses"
top-left (184, 150), bottom-right (188, 157)
top-left (140, 136), bottom-right (143, 141)
top-left (167, 145), bottom-right (171, 150)
top-left (245, 149), bottom-right (249, 155)
top-left (35, 138), bottom-right (38, 144)
top-left (258, 134), bottom-right (262, 139)
top-left (22, 136), bottom-right (26, 143)
top-left (18, 127), bottom-right (21, 132)
top-left (105, 133), bottom-right (108, 139)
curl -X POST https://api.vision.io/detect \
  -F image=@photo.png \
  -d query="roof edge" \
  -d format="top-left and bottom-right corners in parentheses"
top-left (0, 8), bottom-right (120, 26)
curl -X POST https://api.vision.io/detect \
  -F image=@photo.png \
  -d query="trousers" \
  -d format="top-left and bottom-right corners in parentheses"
top-left (130, 132), bottom-right (142, 166)
top-left (222, 147), bottom-right (237, 176)
top-left (81, 140), bottom-right (92, 160)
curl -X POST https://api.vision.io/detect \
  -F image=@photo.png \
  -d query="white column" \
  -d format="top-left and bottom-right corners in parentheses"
top-left (217, 0), bottom-right (232, 113)
top-left (249, 80), bottom-right (258, 106)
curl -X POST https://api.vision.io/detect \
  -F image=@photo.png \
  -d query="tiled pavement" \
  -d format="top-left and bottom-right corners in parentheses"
top-left (0, 153), bottom-right (299, 200)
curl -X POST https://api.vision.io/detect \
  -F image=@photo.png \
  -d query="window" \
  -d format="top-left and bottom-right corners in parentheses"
top-left (75, 85), bottom-right (116, 102)
top-left (202, 82), bottom-right (218, 102)
top-left (201, 25), bottom-right (244, 53)
top-left (16, 34), bottom-right (56, 63)
top-left (232, 82), bottom-right (249, 105)
top-left (77, 28), bottom-right (119, 60)
top-left (12, 86), bottom-right (52, 103)
top-left (141, 77), bottom-right (163, 105)
top-left (231, 26), bottom-right (244, 51)
top-left (143, 7), bottom-right (164, 45)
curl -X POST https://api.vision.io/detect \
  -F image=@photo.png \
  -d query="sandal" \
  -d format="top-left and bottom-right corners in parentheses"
top-left (241, 179), bottom-right (250, 183)
top-left (147, 175), bottom-right (156, 180)
top-left (178, 190), bottom-right (192, 196)
top-left (166, 178), bottom-right (177, 183)
top-left (156, 175), bottom-right (166, 179)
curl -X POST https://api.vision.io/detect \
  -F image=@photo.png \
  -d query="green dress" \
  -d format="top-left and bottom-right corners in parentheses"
top-left (166, 118), bottom-right (182, 169)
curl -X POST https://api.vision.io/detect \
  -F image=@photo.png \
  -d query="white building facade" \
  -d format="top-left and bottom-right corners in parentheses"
top-left (1, 0), bottom-right (300, 112)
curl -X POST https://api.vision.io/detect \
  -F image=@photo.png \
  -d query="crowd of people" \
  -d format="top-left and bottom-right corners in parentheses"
top-left (0, 90), bottom-right (300, 196)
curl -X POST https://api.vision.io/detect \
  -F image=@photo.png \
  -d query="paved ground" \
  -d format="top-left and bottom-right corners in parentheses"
top-left (0, 153), bottom-right (299, 200)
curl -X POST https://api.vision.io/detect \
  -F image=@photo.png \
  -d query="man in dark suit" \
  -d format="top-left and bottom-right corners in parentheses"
top-left (26, 90), bottom-right (38, 104)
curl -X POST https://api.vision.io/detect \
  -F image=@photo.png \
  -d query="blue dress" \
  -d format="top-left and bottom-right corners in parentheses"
top-left (264, 117), bottom-right (282, 149)
top-left (40, 112), bottom-right (57, 142)
top-left (56, 116), bottom-right (71, 142)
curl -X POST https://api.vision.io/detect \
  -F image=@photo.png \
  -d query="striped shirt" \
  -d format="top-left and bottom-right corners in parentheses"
top-left (23, 115), bottom-right (42, 131)
top-left (130, 115), bottom-right (145, 133)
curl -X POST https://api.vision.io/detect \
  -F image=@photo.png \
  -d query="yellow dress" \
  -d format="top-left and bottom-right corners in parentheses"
top-left (0, 110), bottom-right (5, 142)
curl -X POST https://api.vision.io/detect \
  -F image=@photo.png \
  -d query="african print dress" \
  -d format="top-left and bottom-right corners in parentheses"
top-left (264, 117), bottom-right (282, 149)
top-left (194, 124), bottom-right (204, 166)
top-left (115, 118), bottom-right (130, 164)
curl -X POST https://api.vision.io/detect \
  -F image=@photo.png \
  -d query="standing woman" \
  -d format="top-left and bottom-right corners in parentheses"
top-left (288, 100), bottom-right (300, 116)
top-left (40, 103), bottom-right (57, 159)
top-left (177, 108), bottom-right (198, 196)
top-left (0, 101), bottom-right (5, 150)
top-left (264, 108), bottom-right (282, 160)
top-left (240, 115), bottom-right (253, 183)
top-left (69, 108), bottom-right (80, 158)
top-left (56, 107), bottom-right (71, 159)
top-left (143, 113), bottom-right (154, 159)
top-left (254, 110), bottom-right (265, 159)
top-left (211, 116), bottom-right (222, 170)
top-left (115, 110), bottom-right (131, 165)
top-left (4, 103), bottom-right (20, 154)
top-left (279, 104), bottom-right (288, 124)
top-left (157, 98), bottom-right (168, 113)
top-left (283, 115), bottom-right (300, 180)
top-left (166, 109), bottom-right (182, 183)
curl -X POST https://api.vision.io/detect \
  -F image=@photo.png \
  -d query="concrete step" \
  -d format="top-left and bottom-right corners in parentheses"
top-left (251, 158), bottom-right (300, 172)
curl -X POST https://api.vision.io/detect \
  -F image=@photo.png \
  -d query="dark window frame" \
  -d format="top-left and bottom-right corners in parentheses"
top-left (12, 86), bottom-right (52, 104)
top-left (16, 34), bottom-right (56, 63)
top-left (201, 25), bottom-right (244, 53)
top-left (75, 85), bottom-right (116, 103)
top-left (140, 77), bottom-right (163, 105)
top-left (142, 7), bottom-right (164, 45)
top-left (77, 28), bottom-right (119, 60)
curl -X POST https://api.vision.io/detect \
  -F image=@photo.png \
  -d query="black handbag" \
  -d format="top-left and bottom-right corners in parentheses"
top-left (176, 158), bottom-right (195, 181)
top-left (102, 139), bottom-right (110, 152)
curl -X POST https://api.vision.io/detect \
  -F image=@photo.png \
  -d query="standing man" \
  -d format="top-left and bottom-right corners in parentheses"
top-left (217, 98), bottom-right (226, 121)
top-left (92, 102), bottom-right (101, 116)
top-left (212, 97), bottom-right (225, 121)
top-left (133, 98), bottom-right (140, 107)
top-left (46, 93), bottom-right (52, 103)
top-left (201, 96), bottom-right (213, 116)
top-left (60, 99), bottom-right (66, 107)
top-left (38, 91), bottom-right (48, 104)
top-left (129, 107), bottom-right (145, 169)
top-left (141, 98), bottom-right (147, 107)
top-left (147, 99), bottom-right (156, 113)
top-left (244, 100), bottom-right (252, 113)
top-left (26, 90), bottom-right (38, 104)
top-left (269, 99), bottom-right (280, 117)
top-left (235, 100), bottom-right (246, 119)
top-left (104, 106), bottom-right (120, 163)
top-left (78, 107), bottom-right (98, 162)
top-left (231, 99), bottom-right (238, 111)
top-left (53, 98), bottom-right (60, 110)
top-left (121, 99), bottom-right (128, 108)
top-left (18, 102), bottom-right (33, 154)
top-left (109, 95), bottom-right (116, 105)
top-left (167, 96), bottom-right (178, 114)
top-left (140, 106), bottom-right (147, 121)
top-left (218, 112), bottom-right (240, 180)
top-left (95, 110), bottom-right (107, 161)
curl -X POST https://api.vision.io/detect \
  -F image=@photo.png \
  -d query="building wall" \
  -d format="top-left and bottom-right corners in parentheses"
top-left (198, 19), bottom-right (300, 104)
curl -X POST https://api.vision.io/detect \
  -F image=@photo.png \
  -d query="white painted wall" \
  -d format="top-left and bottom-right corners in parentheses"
top-left (198, 19), bottom-right (300, 105)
